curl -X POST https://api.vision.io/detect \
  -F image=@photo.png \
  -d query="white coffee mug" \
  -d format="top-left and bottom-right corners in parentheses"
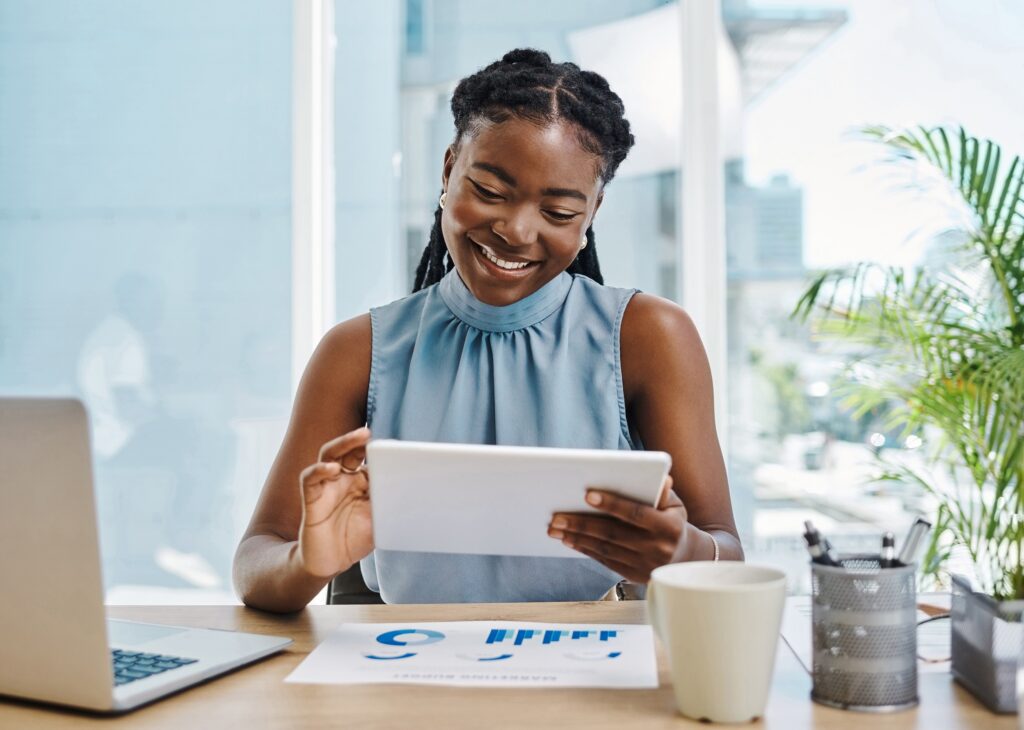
top-left (647, 561), bottom-right (787, 723)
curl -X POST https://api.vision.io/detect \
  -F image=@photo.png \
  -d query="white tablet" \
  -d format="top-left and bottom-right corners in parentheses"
top-left (366, 439), bottom-right (671, 559)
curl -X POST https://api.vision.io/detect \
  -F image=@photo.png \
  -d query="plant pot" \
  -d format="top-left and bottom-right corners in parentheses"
top-left (951, 574), bottom-right (1024, 714)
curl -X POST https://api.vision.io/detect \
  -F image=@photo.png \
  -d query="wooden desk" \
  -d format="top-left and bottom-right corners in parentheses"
top-left (0, 602), bottom-right (1012, 729)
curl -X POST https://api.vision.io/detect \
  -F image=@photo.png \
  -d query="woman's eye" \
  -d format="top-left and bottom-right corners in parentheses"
top-left (545, 210), bottom-right (579, 222)
top-left (470, 180), bottom-right (502, 200)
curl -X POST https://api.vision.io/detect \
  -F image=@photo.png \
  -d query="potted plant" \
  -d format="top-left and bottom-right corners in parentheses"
top-left (793, 124), bottom-right (1024, 713)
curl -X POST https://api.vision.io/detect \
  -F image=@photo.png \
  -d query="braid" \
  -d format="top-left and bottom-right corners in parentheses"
top-left (412, 48), bottom-right (634, 292)
top-left (413, 203), bottom-right (446, 292)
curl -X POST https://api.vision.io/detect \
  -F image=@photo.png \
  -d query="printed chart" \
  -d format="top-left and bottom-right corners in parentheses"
top-left (286, 621), bottom-right (658, 688)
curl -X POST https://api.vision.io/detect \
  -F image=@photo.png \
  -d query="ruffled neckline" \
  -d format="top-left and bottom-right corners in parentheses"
top-left (438, 269), bottom-right (573, 333)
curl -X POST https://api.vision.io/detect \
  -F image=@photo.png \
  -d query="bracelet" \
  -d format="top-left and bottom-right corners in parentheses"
top-left (708, 531), bottom-right (720, 562)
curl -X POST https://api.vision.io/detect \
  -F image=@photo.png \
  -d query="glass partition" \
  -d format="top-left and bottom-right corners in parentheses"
top-left (0, 1), bottom-right (293, 603)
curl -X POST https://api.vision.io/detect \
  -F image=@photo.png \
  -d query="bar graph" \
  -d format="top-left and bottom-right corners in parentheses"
top-left (486, 628), bottom-right (620, 645)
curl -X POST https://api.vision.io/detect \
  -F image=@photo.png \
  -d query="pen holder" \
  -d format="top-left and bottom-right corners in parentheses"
top-left (810, 556), bottom-right (918, 712)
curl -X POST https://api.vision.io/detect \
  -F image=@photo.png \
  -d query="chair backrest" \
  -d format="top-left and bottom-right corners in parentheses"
top-left (326, 562), bottom-right (384, 605)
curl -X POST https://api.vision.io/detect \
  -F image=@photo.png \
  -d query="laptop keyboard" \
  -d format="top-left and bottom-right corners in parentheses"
top-left (111, 649), bottom-right (198, 686)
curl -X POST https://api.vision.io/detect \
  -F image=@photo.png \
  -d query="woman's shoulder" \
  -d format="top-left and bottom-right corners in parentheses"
top-left (619, 293), bottom-right (709, 400)
top-left (320, 312), bottom-right (372, 354)
top-left (302, 313), bottom-right (373, 417)
top-left (621, 292), bottom-right (698, 338)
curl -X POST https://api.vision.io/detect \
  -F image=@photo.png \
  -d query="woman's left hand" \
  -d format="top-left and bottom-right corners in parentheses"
top-left (548, 475), bottom-right (688, 583)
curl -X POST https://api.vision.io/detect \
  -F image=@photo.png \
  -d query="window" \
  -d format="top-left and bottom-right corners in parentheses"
top-left (0, 1), bottom-right (293, 603)
top-left (724, 0), bottom-right (1024, 589)
top-left (333, 0), bottom-right (684, 311)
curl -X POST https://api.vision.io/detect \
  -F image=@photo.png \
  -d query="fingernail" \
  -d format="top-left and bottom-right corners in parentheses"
top-left (585, 492), bottom-right (601, 506)
top-left (552, 517), bottom-right (567, 529)
top-left (562, 537), bottom-right (573, 547)
top-left (549, 529), bottom-right (564, 539)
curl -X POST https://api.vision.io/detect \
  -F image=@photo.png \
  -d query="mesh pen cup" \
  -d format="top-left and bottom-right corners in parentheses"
top-left (810, 557), bottom-right (918, 712)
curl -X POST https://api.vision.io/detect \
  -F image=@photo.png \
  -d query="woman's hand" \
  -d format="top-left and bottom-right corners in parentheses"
top-left (297, 427), bottom-right (375, 579)
top-left (548, 475), bottom-right (689, 583)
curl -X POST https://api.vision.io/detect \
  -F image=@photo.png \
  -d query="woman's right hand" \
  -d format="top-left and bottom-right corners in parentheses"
top-left (297, 426), bottom-right (374, 579)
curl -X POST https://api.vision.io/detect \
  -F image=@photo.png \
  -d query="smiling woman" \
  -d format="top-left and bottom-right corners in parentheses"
top-left (233, 49), bottom-right (742, 612)
top-left (440, 119), bottom-right (603, 306)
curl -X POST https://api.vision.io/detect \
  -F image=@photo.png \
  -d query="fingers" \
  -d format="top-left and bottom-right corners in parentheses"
top-left (300, 461), bottom-right (342, 494)
top-left (564, 541), bottom-right (648, 584)
top-left (549, 482), bottom-right (687, 578)
top-left (579, 490), bottom-right (657, 529)
top-left (300, 460), bottom-right (368, 504)
top-left (656, 475), bottom-right (681, 509)
top-left (555, 528), bottom-right (640, 564)
top-left (300, 462), bottom-right (369, 529)
top-left (548, 513), bottom-right (647, 551)
top-left (318, 426), bottom-right (371, 472)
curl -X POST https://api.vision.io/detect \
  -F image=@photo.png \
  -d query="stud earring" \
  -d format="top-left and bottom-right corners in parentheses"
top-left (439, 192), bottom-right (447, 210)
top-left (580, 237), bottom-right (587, 250)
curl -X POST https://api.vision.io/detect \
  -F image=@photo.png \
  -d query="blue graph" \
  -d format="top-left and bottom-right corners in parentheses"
top-left (376, 629), bottom-right (446, 646)
top-left (485, 628), bottom-right (619, 645)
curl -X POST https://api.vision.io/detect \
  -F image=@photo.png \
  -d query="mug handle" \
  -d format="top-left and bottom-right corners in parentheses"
top-left (646, 580), bottom-right (662, 641)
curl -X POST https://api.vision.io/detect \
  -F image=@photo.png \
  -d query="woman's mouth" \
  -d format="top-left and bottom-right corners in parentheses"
top-left (473, 242), bottom-right (540, 277)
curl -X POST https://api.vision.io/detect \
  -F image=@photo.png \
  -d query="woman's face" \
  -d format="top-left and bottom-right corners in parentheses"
top-left (441, 118), bottom-right (604, 307)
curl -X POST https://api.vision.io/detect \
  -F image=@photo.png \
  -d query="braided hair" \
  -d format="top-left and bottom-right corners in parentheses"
top-left (412, 48), bottom-right (635, 292)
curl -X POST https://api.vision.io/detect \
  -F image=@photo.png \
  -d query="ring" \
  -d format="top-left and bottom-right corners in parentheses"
top-left (339, 461), bottom-right (366, 475)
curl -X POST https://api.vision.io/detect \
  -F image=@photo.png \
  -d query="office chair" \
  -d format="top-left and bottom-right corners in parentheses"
top-left (326, 562), bottom-right (384, 605)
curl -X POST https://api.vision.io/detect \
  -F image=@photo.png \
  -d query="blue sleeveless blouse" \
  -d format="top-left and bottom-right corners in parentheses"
top-left (361, 269), bottom-right (639, 603)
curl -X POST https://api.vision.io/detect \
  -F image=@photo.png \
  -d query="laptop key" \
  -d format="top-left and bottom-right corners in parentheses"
top-left (135, 665), bottom-right (167, 675)
top-left (110, 649), bottom-right (198, 687)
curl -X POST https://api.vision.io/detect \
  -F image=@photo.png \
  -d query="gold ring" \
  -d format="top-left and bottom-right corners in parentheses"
top-left (339, 462), bottom-right (366, 475)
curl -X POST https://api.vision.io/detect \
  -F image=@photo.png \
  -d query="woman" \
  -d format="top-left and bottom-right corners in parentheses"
top-left (234, 49), bottom-right (741, 612)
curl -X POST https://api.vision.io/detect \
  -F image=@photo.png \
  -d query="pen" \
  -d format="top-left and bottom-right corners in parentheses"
top-left (896, 517), bottom-right (932, 567)
top-left (880, 532), bottom-right (896, 568)
top-left (803, 521), bottom-right (841, 567)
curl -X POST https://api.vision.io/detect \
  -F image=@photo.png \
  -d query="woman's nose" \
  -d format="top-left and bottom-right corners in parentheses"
top-left (492, 206), bottom-right (539, 247)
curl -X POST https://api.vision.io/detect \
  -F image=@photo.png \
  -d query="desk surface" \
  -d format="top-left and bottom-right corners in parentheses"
top-left (0, 602), bottom-right (1012, 729)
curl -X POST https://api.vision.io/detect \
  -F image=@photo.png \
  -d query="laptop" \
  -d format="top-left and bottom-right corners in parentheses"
top-left (0, 397), bottom-right (292, 713)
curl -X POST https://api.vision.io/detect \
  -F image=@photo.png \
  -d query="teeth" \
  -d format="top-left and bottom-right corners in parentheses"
top-left (480, 246), bottom-right (532, 270)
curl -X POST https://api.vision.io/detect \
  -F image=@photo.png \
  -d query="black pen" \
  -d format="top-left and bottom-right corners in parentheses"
top-left (803, 520), bottom-right (841, 567)
top-left (880, 532), bottom-right (896, 568)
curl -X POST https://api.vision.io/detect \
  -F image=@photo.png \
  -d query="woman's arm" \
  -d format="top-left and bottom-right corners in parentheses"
top-left (548, 293), bottom-right (742, 582)
top-left (232, 314), bottom-right (373, 613)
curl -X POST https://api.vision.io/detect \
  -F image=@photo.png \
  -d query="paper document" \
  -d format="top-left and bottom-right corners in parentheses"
top-left (781, 594), bottom-right (952, 674)
top-left (286, 621), bottom-right (658, 688)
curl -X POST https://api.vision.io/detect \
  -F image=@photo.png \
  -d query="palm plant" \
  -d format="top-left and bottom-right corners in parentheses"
top-left (793, 125), bottom-right (1024, 600)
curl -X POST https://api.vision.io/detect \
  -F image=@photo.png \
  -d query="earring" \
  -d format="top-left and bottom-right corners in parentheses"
top-left (580, 237), bottom-right (587, 250)
top-left (439, 192), bottom-right (447, 210)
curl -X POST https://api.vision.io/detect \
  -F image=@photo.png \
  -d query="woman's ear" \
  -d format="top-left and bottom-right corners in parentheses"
top-left (441, 145), bottom-right (457, 192)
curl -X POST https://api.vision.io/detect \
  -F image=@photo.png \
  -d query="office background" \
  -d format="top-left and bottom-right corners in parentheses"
top-left (2, 0), bottom-right (1022, 602)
